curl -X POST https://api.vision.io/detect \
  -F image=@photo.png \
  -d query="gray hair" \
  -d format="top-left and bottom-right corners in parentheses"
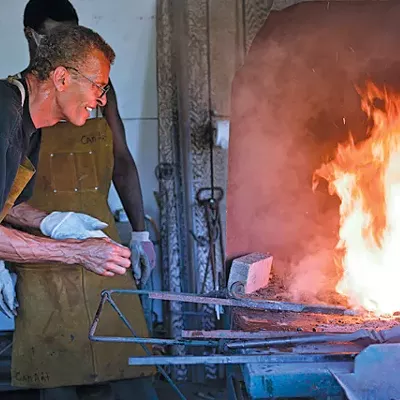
top-left (30, 25), bottom-right (115, 81)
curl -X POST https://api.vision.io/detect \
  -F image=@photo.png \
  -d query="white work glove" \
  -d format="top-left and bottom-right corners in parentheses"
top-left (130, 231), bottom-right (156, 288)
top-left (40, 211), bottom-right (109, 240)
top-left (0, 260), bottom-right (18, 319)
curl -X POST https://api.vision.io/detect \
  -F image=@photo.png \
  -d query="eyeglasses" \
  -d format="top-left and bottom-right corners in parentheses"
top-left (65, 66), bottom-right (110, 98)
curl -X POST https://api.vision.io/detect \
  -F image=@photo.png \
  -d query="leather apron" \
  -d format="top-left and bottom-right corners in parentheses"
top-left (11, 118), bottom-right (154, 389)
top-left (0, 158), bottom-right (35, 223)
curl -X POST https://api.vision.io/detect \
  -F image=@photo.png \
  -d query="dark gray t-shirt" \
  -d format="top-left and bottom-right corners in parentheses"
top-left (0, 78), bottom-right (41, 212)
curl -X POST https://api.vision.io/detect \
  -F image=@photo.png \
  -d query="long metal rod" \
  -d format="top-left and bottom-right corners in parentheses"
top-left (225, 329), bottom-right (376, 349)
top-left (128, 353), bottom-right (357, 366)
top-left (104, 289), bottom-right (357, 316)
top-left (90, 335), bottom-right (219, 347)
top-left (148, 291), bottom-right (357, 315)
top-left (89, 291), bottom-right (187, 400)
top-left (225, 326), bottom-right (400, 350)
top-left (182, 330), bottom-right (345, 340)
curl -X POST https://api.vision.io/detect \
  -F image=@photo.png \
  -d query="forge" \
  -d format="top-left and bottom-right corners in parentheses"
top-left (219, 250), bottom-right (400, 399)
top-left (224, 0), bottom-right (400, 398)
top-left (227, 0), bottom-right (400, 325)
top-left (90, 2), bottom-right (400, 399)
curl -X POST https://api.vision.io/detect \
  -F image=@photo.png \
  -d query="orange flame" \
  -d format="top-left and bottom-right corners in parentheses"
top-left (313, 81), bottom-right (400, 316)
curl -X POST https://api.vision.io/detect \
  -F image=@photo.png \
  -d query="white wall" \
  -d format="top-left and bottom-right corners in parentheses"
top-left (0, 0), bottom-right (159, 218)
top-left (0, 0), bottom-right (159, 329)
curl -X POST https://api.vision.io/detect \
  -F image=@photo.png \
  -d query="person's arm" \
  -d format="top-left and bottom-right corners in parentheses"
top-left (0, 224), bottom-right (130, 276)
top-left (0, 223), bottom-right (82, 263)
top-left (102, 82), bottom-right (156, 287)
top-left (4, 202), bottom-right (46, 230)
top-left (102, 82), bottom-right (146, 231)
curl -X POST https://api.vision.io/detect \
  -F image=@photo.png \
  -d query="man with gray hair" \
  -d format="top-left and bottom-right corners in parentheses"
top-left (0, 24), bottom-right (137, 396)
top-left (0, 25), bottom-right (129, 276)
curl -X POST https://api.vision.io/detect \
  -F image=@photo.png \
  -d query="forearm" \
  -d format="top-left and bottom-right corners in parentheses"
top-left (0, 225), bottom-right (81, 265)
top-left (103, 82), bottom-right (146, 232)
top-left (4, 203), bottom-right (47, 230)
top-left (103, 80), bottom-right (156, 283)
top-left (113, 162), bottom-right (146, 231)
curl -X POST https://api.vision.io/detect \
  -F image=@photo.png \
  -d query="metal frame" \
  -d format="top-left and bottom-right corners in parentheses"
top-left (88, 289), bottom-right (187, 400)
top-left (89, 289), bottom-right (220, 348)
top-left (89, 289), bottom-right (400, 399)
top-left (89, 289), bottom-right (380, 351)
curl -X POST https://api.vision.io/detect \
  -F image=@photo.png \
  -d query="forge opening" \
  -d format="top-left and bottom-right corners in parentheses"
top-left (226, 1), bottom-right (400, 317)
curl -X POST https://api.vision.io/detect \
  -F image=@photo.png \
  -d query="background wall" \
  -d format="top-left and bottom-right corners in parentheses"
top-left (0, 0), bottom-right (159, 329)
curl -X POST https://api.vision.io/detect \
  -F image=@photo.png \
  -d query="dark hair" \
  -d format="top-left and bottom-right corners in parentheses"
top-left (30, 25), bottom-right (115, 81)
top-left (23, 0), bottom-right (79, 32)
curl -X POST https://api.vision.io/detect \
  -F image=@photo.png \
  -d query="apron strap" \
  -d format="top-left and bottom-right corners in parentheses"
top-left (7, 75), bottom-right (26, 108)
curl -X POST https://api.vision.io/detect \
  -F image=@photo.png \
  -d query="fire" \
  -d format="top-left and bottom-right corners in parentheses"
top-left (313, 81), bottom-right (400, 316)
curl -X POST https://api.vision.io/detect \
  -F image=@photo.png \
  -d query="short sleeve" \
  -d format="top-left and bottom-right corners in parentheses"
top-left (0, 134), bottom-right (9, 212)
top-left (15, 129), bottom-right (42, 205)
top-left (0, 81), bottom-right (22, 213)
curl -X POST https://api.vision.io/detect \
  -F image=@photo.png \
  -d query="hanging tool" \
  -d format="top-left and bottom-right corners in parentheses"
top-left (195, 186), bottom-right (225, 319)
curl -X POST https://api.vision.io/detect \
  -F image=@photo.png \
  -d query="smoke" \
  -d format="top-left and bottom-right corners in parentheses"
top-left (286, 234), bottom-right (340, 304)
top-left (266, 126), bottom-right (344, 304)
top-left (229, 1), bottom-right (400, 306)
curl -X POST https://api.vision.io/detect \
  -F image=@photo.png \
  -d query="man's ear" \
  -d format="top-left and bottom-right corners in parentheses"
top-left (52, 67), bottom-right (72, 92)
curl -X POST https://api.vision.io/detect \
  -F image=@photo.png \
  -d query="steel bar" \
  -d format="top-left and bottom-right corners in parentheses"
top-left (225, 329), bottom-right (378, 349)
top-left (224, 326), bottom-right (400, 350)
top-left (102, 289), bottom-right (357, 315)
top-left (128, 353), bottom-right (357, 366)
top-left (182, 330), bottom-right (346, 340)
top-left (146, 291), bottom-right (358, 316)
top-left (88, 289), bottom-right (108, 338)
top-left (267, 343), bottom-right (365, 354)
top-left (90, 335), bottom-right (219, 347)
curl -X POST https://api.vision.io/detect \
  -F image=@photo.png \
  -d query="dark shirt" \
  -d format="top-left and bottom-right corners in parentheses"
top-left (0, 78), bottom-right (41, 213)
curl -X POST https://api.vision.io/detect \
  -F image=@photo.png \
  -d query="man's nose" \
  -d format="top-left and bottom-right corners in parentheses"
top-left (96, 94), bottom-right (107, 107)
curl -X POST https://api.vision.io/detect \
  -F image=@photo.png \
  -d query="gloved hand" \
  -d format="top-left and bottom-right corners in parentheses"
top-left (130, 231), bottom-right (156, 287)
top-left (40, 211), bottom-right (109, 240)
top-left (0, 260), bottom-right (18, 319)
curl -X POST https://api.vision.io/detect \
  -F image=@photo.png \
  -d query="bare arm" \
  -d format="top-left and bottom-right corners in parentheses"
top-left (102, 82), bottom-right (146, 231)
top-left (0, 224), bottom-right (82, 264)
top-left (0, 224), bottom-right (131, 276)
top-left (4, 202), bottom-right (47, 230)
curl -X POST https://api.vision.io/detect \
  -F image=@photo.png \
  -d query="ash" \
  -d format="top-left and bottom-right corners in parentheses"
top-left (234, 272), bottom-right (399, 333)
